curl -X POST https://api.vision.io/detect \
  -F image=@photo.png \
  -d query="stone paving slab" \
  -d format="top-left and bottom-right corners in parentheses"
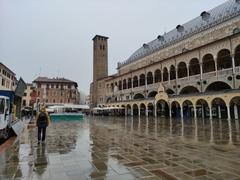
top-left (0, 117), bottom-right (240, 179)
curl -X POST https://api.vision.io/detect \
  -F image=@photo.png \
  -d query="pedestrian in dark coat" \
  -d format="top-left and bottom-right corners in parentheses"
top-left (36, 107), bottom-right (50, 144)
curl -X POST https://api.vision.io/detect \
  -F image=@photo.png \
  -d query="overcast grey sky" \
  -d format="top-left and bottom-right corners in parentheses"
top-left (0, 0), bottom-right (226, 94)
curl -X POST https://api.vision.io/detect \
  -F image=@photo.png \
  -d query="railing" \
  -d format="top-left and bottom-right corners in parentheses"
top-left (177, 77), bottom-right (189, 84)
top-left (235, 66), bottom-right (240, 73)
top-left (189, 74), bottom-right (201, 82)
top-left (202, 71), bottom-right (216, 79)
top-left (217, 68), bottom-right (232, 77)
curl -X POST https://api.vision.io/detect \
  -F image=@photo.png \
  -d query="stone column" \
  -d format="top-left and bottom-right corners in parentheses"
top-left (138, 107), bottom-right (141, 117)
top-left (125, 107), bottom-right (127, 116)
top-left (234, 104), bottom-right (239, 120)
top-left (209, 106), bottom-right (213, 120)
top-left (131, 106), bottom-right (133, 116)
top-left (180, 106), bottom-right (184, 119)
top-left (187, 64), bottom-right (190, 80)
top-left (218, 105), bottom-right (222, 119)
top-left (154, 103), bottom-right (157, 117)
top-left (200, 62), bottom-right (203, 80)
top-left (227, 105), bottom-right (231, 120)
top-left (232, 55), bottom-right (236, 74)
top-left (214, 56), bottom-right (218, 77)
top-left (169, 105), bottom-right (172, 118)
top-left (145, 106), bottom-right (148, 117)
top-left (194, 106), bottom-right (197, 119)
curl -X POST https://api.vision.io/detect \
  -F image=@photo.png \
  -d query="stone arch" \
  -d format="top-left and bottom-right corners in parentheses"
top-left (217, 49), bottom-right (232, 70)
top-left (163, 67), bottom-right (168, 82)
top-left (166, 89), bottom-right (175, 95)
top-left (133, 76), bottom-right (138, 87)
top-left (182, 100), bottom-right (194, 118)
top-left (178, 62), bottom-right (188, 78)
top-left (147, 72), bottom-right (153, 85)
top-left (170, 65), bottom-right (176, 80)
top-left (230, 96), bottom-right (240, 119)
top-left (132, 104), bottom-right (139, 116)
top-left (128, 78), bottom-right (132, 89)
top-left (171, 101), bottom-right (181, 118)
top-left (154, 69), bottom-right (161, 83)
top-left (196, 99), bottom-right (209, 118)
top-left (139, 74), bottom-right (145, 86)
top-left (211, 97), bottom-right (228, 119)
top-left (118, 80), bottom-right (122, 90)
top-left (123, 79), bottom-right (127, 90)
top-left (134, 93), bottom-right (145, 100)
top-left (205, 81), bottom-right (232, 92)
top-left (148, 103), bottom-right (154, 116)
top-left (148, 91), bottom-right (157, 98)
top-left (189, 58), bottom-right (200, 76)
top-left (180, 86), bottom-right (199, 95)
top-left (106, 97), bottom-right (111, 103)
top-left (234, 45), bottom-right (240, 67)
top-left (126, 104), bottom-right (132, 115)
top-left (156, 99), bottom-right (169, 117)
top-left (140, 103), bottom-right (146, 116)
top-left (202, 54), bottom-right (215, 73)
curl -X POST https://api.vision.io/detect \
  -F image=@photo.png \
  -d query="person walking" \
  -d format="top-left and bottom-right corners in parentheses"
top-left (36, 106), bottom-right (50, 144)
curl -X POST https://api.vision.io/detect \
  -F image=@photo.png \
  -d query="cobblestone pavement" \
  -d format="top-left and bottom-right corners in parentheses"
top-left (0, 117), bottom-right (240, 180)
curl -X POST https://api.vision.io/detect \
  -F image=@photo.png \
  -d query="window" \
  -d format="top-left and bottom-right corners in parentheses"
top-left (100, 45), bottom-right (102, 50)
top-left (102, 45), bottom-right (105, 50)
top-left (37, 84), bottom-right (41, 88)
top-left (0, 99), bottom-right (5, 114)
top-left (24, 93), bottom-right (27, 96)
top-left (56, 84), bottom-right (59, 89)
top-left (2, 78), bottom-right (5, 86)
top-left (51, 84), bottom-right (54, 88)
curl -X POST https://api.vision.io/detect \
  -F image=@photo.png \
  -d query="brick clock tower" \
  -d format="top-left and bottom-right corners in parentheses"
top-left (91, 35), bottom-right (109, 107)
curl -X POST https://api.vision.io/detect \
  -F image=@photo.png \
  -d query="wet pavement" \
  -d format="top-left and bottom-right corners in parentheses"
top-left (0, 116), bottom-right (240, 180)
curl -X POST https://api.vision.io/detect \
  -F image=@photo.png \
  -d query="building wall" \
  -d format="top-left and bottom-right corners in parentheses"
top-left (34, 82), bottom-right (79, 104)
top-left (22, 84), bottom-right (33, 107)
top-left (0, 64), bottom-right (16, 91)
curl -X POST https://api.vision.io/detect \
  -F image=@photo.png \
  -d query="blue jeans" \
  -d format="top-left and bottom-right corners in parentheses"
top-left (38, 127), bottom-right (46, 141)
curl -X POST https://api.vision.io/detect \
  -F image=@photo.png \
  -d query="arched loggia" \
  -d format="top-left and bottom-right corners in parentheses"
top-left (170, 65), bottom-right (176, 80)
top-left (180, 86), bottom-right (199, 95)
top-left (133, 93), bottom-right (145, 100)
top-left (206, 81), bottom-right (231, 92)
top-left (132, 104), bottom-right (139, 116)
top-left (148, 91), bottom-right (157, 98)
top-left (230, 96), bottom-right (240, 119)
top-left (217, 49), bottom-right (232, 70)
top-left (139, 74), bottom-right (146, 86)
top-left (133, 76), bottom-right (138, 87)
top-left (196, 99), bottom-right (209, 119)
top-left (148, 103), bottom-right (154, 116)
top-left (140, 103), bottom-right (146, 116)
top-left (182, 100), bottom-right (194, 118)
top-left (154, 69), bottom-right (161, 83)
top-left (211, 98), bottom-right (227, 119)
top-left (178, 62), bottom-right (188, 78)
top-left (202, 54), bottom-right (215, 73)
top-left (171, 101), bottom-right (181, 118)
top-left (156, 100), bottom-right (169, 117)
top-left (189, 58), bottom-right (200, 76)
top-left (163, 67), bottom-right (168, 82)
top-left (147, 72), bottom-right (153, 85)
top-left (234, 45), bottom-right (240, 67)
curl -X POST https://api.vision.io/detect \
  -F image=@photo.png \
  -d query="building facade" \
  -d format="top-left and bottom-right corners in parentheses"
top-left (90, 0), bottom-right (240, 120)
top-left (90, 35), bottom-right (109, 108)
top-left (33, 77), bottom-right (80, 104)
top-left (0, 63), bottom-right (17, 91)
top-left (22, 83), bottom-right (34, 107)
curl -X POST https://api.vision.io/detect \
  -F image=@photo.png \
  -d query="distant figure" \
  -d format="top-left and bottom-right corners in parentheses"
top-left (36, 107), bottom-right (50, 144)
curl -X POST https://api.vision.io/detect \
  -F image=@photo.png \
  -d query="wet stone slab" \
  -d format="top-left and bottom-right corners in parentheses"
top-left (0, 117), bottom-right (240, 179)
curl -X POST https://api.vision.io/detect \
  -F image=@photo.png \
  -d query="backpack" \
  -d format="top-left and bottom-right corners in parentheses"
top-left (37, 112), bottom-right (47, 127)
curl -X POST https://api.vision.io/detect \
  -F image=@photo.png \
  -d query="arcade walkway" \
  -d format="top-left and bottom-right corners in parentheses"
top-left (0, 117), bottom-right (240, 180)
